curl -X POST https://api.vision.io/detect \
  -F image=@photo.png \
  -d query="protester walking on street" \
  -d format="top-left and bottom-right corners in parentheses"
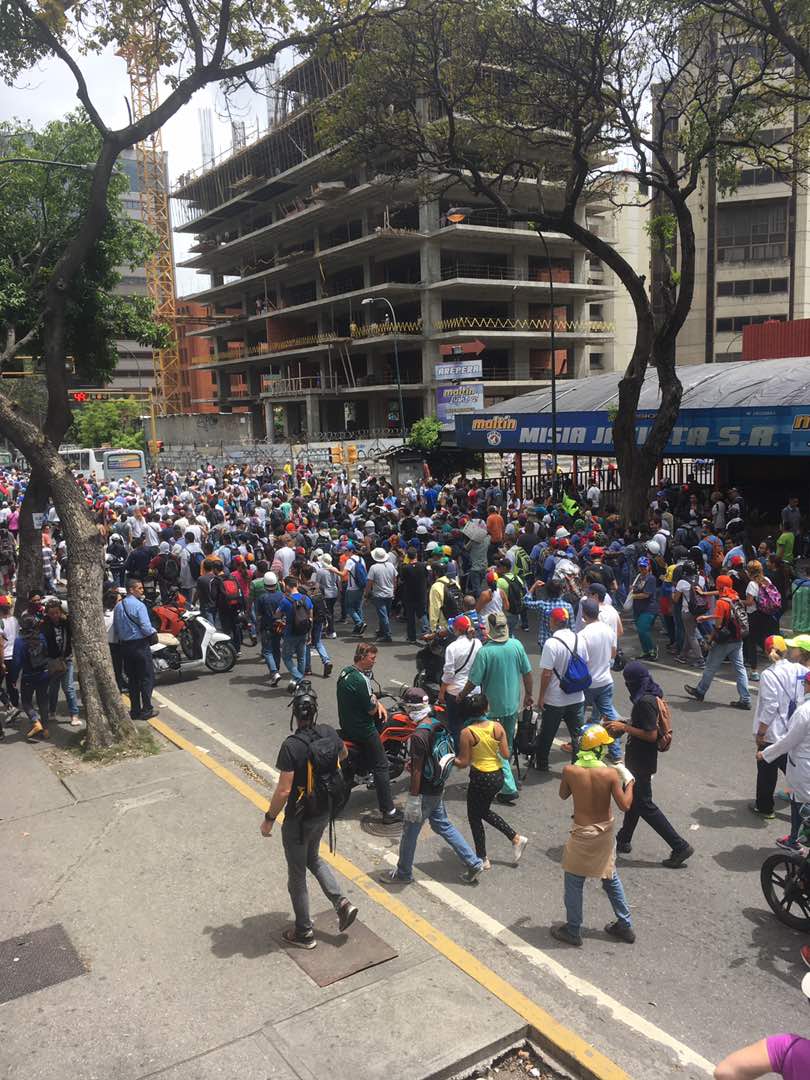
top-left (261, 704), bottom-right (358, 949)
top-left (551, 723), bottom-right (635, 948)
top-left (11, 613), bottom-right (51, 740)
top-left (630, 557), bottom-right (658, 660)
top-left (112, 578), bottom-right (158, 721)
top-left (607, 662), bottom-right (694, 867)
top-left (454, 692), bottom-right (528, 869)
top-left (336, 643), bottom-right (403, 824)
top-left (380, 687), bottom-right (484, 884)
top-left (42, 598), bottom-right (80, 726)
top-left (458, 611), bottom-right (533, 805)
top-left (580, 599), bottom-right (619, 753)
top-left (534, 608), bottom-right (589, 772)
top-left (685, 574), bottom-right (751, 709)
top-left (437, 615), bottom-right (481, 749)
top-left (277, 576), bottom-right (313, 690)
top-left (366, 546), bottom-right (397, 642)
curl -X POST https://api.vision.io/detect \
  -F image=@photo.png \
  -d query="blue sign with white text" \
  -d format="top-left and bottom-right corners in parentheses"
top-left (455, 405), bottom-right (810, 456)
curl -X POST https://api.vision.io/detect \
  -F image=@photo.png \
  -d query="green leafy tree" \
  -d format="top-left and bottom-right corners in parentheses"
top-left (408, 415), bottom-right (441, 450)
top-left (70, 399), bottom-right (145, 450)
top-left (0, 0), bottom-right (396, 751)
top-left (323, 0), bottom-right (808, 519)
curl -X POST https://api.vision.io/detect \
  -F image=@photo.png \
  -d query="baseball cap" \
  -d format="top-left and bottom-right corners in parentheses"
top-left (765, 634), bottom-right (787, 654)
top-left (637, 557), bottom-right (650, 568)
top-left (587, 582), bottom-right (607, 600)
top-left (453, 615), bottom-right (472, 633)
top-left (555, 526), bottom-right (570, 539)
top-left (590, 546), bottom-right (605, 557)
top-left (263, 571), bottom-right (278, 587)
top-left (730, 555), bottom-right (744, 567)
top-left (551, 607), bottom-right (570, 622)
top-left (785, 634), bottom-right (810, 652)
top-left (285, 522), bottom-right (296, 533)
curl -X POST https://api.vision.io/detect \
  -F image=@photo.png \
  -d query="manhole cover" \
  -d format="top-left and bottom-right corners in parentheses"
top-left (0, 924), bottom-right (86, 1004)
top-left (360, 814), bottom-right (404, 838)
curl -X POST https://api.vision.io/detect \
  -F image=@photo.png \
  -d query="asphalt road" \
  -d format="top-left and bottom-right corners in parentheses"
top-left (153, 612), bottom-right (810, 1076)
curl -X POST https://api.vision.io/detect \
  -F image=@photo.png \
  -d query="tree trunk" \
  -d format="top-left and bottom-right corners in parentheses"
top-left (15, 467), bottom-right (49, 614)
top-left (0, 396), bottom-right (134, 751)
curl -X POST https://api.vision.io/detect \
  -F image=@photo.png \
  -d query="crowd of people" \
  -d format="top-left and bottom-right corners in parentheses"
top-left (0, 457), bottom-right (808, 1074)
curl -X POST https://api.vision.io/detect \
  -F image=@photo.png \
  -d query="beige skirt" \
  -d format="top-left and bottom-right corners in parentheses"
top-left (561, 820), bottom-right (616, 879)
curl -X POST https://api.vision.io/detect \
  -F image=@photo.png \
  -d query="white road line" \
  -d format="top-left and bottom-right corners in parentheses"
top-left (154, 688), bottom-right (713, 1076)
top-left (379, 852), bottom-right (712, 1076)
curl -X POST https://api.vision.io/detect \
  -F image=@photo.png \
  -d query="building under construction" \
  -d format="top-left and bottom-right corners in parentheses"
top-left (171, 57), bottom-right (623, 440)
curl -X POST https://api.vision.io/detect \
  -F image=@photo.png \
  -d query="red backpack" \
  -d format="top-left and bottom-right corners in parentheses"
top-left (219, 576), bottom-right (242, 607)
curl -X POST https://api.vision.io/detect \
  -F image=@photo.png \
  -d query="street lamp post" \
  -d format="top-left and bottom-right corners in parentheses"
top-left (448, 206), bottom-right (559, 489)
top-left (361, 295), bottom-right (406, 438)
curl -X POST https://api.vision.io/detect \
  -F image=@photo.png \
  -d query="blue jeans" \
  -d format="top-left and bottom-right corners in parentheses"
top-left (394, 796), bottom-right (482, 880)
top-left (373, 596), bottom-right (393, 638)
top-left (467, 569), bottom-right (484, 597)
top-left (695, 640), bottom-right (750, 704)
top-left (305, 622), bottom-right (330, 669)
top-left (634, 611), bottom-right (657, 655)
top-left (261, 632), bottom-right (281, 675)
top-left (282, 634), bottom-right (308, 682)
top-left (48, 659), bottom-right (79, 717)
top-left (563, 870), bottom-right (632, 938)
top-left (583, 682), bottom-right (621, 760)
top-left (345, 588), bottom-right (364, 628)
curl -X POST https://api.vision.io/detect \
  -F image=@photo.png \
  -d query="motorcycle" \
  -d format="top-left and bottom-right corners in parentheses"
top-left (761, 847), bottom-right (810, 930)
top-left (414, 629), bottom-right (451, 702)
top-left (151, 608), bottom-right (237, 677)
top-left (339, 686), bottom-right (422, 810)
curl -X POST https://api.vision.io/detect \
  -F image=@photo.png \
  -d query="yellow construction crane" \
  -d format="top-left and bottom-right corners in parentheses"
top-left (121, 43), bottom-right (183, 416)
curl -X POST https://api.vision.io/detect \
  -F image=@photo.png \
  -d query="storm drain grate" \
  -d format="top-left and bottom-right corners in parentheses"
top-left (0, 923), bottom-right (86, 1004)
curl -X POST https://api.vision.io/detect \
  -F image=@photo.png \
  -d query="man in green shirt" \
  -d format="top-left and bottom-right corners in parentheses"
top-left (777, 530), bottom-right (796, 565)
top-left (459, 612), bottom-right (533, 806)
top-left (336, 642), bottom-right (403, 823)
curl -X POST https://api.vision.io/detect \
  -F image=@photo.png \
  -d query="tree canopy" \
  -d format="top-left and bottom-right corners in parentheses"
top-left (69, 399), bottom-right (145, 449)
top-left (0, 112), bottom-right (168, 379)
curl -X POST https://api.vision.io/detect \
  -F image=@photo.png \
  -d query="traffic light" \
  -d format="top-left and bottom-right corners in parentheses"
top-left (147, 439), bottom-right (164, 454)
top-left (347, 444), bottom-right (358, 463)
top-left (72, 391), bottom-right (88, 403)
top-left (330, 445), bottom-right (343, 464)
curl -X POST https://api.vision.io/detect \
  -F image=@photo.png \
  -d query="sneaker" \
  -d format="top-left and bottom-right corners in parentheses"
top-left (377, 868), bottom-right (412, 885)
top-left (513, 836), bottom-right (529, 865)
top-left (684, 685), bottom-right (704, 701)
top-left (287, 680), bottom-right (298, 694)
top-left (382, 808), bottom-right (404, 824)
top-left (282, 927), bottom-right (316, 950)
top-left (329, 632), bottom-right (338, 639)
top-left (379, 636), bottom-right (393, 643)
top-left (730, 700), bottom-right (751, 710)
top-left (337, 898), bottom-right (358, 933)
top-left (26, 718), bottom-right (43, 739)
top-left (605, 920), bottom-right (636, 944)
top-left (69, 716), bottom-right (82, 727)
top-left (749, 804), bottom-right (775, 820)
top-left (550, 925), bottom-right (582, 947)
top-left (776, 835), bottom-right (802, 851)
top-left (461, 862), bottom-right (483, 884)
top-left (662, 843), bottom-right (695, 868)
top-left (616, 841), bottom-right (632, 854)
top-left (323, 662), bottom-right (333, 678)
top-left (749, 671), bottom-right (760, 682)
top-left (495, 793), bottom-right (518, 806)
top-left (139, 708), bottom-right (159, 721)
top-left (481, 858), bottom-right (492, 870)
top-left (351, 623), bottom-right (362, 634)
top-left (269, 672), bottom-right (281, 687)
top-left (357, 622), bottom-right (368, 635)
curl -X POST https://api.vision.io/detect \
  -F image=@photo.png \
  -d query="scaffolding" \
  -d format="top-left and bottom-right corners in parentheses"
top-left (122, 41), bottom-right (183, 415)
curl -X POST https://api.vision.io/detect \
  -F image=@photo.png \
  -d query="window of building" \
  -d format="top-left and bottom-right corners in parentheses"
top-left (717, 276), bottom-right (789, 297)
top-left (716, 313), bottom-right (787, 333)
top-left (738, 165), bottom-right (790, 187)
top-left (717, 199), bottom-right (787, 262)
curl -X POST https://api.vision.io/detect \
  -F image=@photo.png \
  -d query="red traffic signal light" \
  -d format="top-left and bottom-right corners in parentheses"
top-left (72, 391), bottom-right (88, 403)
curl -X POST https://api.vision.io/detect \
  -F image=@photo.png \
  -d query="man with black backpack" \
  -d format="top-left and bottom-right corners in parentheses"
top-left (278, 575), bottom-right (314, 691)
top-left (496, 557), bottom-right (525, 638)
top-left (379, 687), bottom-right (484, 885)
top-left (212, 563), bottom-right (244, 653)
top-left (261, 701), bottom-right (358, 949)
top-left (685, 573), bottom-right (751, 709)
top-left (428, 564), bottom-right (464, 630)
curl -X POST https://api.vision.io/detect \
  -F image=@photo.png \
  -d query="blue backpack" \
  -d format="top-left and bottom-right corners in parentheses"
top-left (553, 633), bottom-right (592, 694)
top-left (416, 716), bottom-right (455, 785)
top-left (349, 557), bottom-right (368, 589)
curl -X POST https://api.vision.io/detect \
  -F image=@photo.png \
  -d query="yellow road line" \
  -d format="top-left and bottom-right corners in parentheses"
top-left (150, 714), bottom-right (630, 1080)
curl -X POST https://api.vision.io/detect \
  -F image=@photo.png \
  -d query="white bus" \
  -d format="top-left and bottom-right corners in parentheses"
top-left (59, 448), bottom-right (147, 486)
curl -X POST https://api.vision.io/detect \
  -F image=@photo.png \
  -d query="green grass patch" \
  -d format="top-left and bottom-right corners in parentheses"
top-left (69, 725), bottom-right (161, 765)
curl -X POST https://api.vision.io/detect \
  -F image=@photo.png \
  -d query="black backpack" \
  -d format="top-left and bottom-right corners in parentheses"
top-left (504, 573), bottom-right (524, 615)
top-left (290, 725), bottom-right (346, 851)
top-left (290, 595), bottom-right (313, 636)
top-left (441, 579), bottom-right (463, 619)
top-left (162, 555), bottom-right (180, 582)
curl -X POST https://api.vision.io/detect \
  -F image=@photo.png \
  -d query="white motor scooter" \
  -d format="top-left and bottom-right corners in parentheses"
top-left (151, 609), bottom-right (237, 676)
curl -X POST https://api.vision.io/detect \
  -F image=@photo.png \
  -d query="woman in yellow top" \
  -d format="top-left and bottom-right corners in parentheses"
top-left (455, 692), bottom-right (529, 869)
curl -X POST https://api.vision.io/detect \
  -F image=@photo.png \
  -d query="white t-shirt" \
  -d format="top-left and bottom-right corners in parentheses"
top-left (579, 620), bottom-right (615, 688)
top-left (540, 629), bottom-right (590, 706)
top-left (0, 615), bottom-right (19, 660)
top-left (676, 574), bottom-right (705, 609)
top-left (597, 602), bottom-right (620, 645)
top-left (275, 546), bottom-right (296, 577)
top-left (368, 560), bottom-right (397, 598)
top-left (442, 635), bottom-right (482, 695)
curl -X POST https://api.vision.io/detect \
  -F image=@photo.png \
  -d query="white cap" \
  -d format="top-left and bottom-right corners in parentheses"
top-left (555, 527), bottom-right (570, 539)
top-left (646, 540), bottom-right (661, 555)
top-left (263, 571), bottom-right (278, 587)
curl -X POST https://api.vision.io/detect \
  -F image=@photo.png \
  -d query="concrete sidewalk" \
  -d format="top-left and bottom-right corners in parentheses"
top-left (0, 731), bottom-right (551, 1080)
